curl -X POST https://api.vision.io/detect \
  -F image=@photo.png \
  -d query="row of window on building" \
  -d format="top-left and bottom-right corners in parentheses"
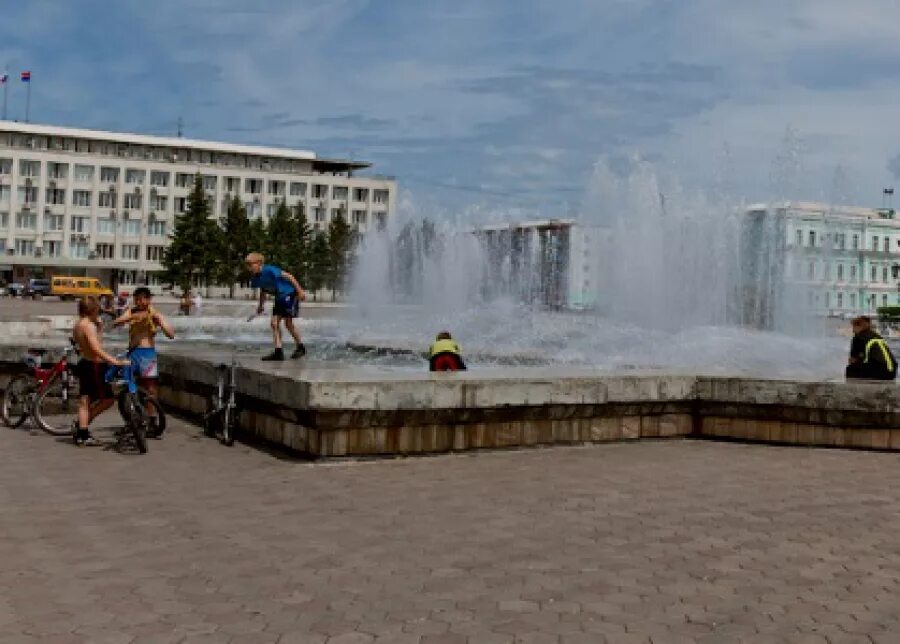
top-left (0, 132), bottom-right (322, 174)
top-left (808, 290), bottom-right (900, 310)
top-left (0, 159), bottom-right (389, 201)
top-left (2, 238), bottom-right (165, 262)
top-left (792, 258), bottom-right (900, 284)
top-left (794, 228), bottom-right (900, 252)
top-left (0, 212), bottom-right (166, 236)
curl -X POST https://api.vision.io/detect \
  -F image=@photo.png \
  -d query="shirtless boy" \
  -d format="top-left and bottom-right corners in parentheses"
top-left (72, 297), bottom-right (129, 446)
top-left (113, 287), bottom-right (174, 435)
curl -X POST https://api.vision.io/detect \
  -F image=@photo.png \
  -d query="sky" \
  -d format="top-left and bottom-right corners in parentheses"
top-left (1, 0), bottom-right (900, 216)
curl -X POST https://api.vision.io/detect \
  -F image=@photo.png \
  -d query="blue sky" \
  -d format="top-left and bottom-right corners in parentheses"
top-left (2, 0), bottom-right (900, 215)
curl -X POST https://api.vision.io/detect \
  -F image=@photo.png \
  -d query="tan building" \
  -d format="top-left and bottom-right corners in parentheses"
top-left (0, 121), bottom-right (395, 289)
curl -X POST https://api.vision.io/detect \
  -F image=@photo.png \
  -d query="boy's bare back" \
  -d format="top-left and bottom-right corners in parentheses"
top-left (73, 317), bottom-right (103, 362)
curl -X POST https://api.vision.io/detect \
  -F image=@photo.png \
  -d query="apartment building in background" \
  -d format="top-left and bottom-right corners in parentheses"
top-left (0, 121), bottom-right (395, 289)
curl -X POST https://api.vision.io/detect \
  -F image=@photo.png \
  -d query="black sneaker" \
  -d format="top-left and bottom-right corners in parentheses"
top-left (291, 344), bottom-right (306, 359)
top-left (146, 418), bottom-right (162, 439)
top-left (74, 430), bottom-right (98, 447)
top-left (261, 348), bottom-right (285, 361)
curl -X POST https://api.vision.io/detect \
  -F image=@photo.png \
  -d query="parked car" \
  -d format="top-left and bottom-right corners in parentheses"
top-left (6, 282), bottom-right (25, 297)
top-left (49, 276), bottom-right (114, 301)
top-left (24, 278), bottom-right (52, 299)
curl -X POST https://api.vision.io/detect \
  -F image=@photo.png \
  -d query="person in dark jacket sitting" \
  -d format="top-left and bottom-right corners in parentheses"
top-left (429, 331), bottom-right (467, 372)
top-left (846, 316), bottom-right (897, 381)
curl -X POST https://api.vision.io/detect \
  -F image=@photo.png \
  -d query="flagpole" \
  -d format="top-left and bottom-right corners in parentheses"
top-left (2, 66), bottom-right (7, 121)
top-left (25, 77), bottom-right (31, 123)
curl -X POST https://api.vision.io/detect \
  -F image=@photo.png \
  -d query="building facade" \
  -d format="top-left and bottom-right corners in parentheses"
top-left (0, 121), bottom-right (395, 288)
top-left (748, 201), bottom-right (900, 317)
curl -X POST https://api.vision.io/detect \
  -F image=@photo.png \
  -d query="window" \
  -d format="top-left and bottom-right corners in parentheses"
top-left (42, 240), bottom-right (62, 258)
top-left (808, 231), bottom-right (816, 247)
top-left (73, 164), bottom-right (94, 182)
top-left (72, 190), bottom-right (91, 207)
top-left (95, 243), bottom-right (115, 259)
top-left (225, 177), bottom-right (240, 192)
top-left (313, 184), bottom-right (328, 199)
top-left (203, 175), bottom-right (217, 191)
top-left (16, 212), bottom-right (37, 229)
top-left (174, 197), bottom-right (187, 214)
top-left (823, 262), bottom-right (831, 280)
top-left (873, 236), bottom-right (879, 251)
top-left (266, 203), bottom-right (277, 217)
top-left (125, 169), bottom-right (145, 184)
top-left (18, 187), bottom-right (37, 204)
top-left (352, 210), bottom-right (367, 225)
top-left (353, 188), bottom-right (369, 202)
top-left (100, 167), bottom-right (119, 183)
top-left (46, 188), bottom-right (66, 205)
top-left (124, 194), bottom-right (142, 209)
top-left (375, 212), bottom-right (387, 229)
top-left (851, 293), bottom-right (857, 308)
top-left (331, 208), bottom-right (344, 220)
top-left (373, 189), bottom-right (389, 204)
top-left (0, 212), bottom-right (8, 229)
top-left (267, 180), bottom-right (284, 196)
top-left (70, 216), bottom-right (90, 233)
top-left (99, 191), bottom-right (116, 208)
top-left (313, 207), bottom-right (325, 223)
top-left (70, 241), bottom-right (89, 259)
top-left (244, 200), bottom-right (260, 218)
top-left (837, 264), bottom-right (844, 281)
top-left (0, 158), bottom-right (11, 174)
top-left (332, 186), bottom-right (348, 200)
top-left (15, 239), bottom-right (35, 256)
top-left (96, 218), bottom-right (115, 235)
top-left (245, 178), bottom-right (262, 194)
top-left (871, 265), bottom-right (878, 281)
top-left (147, 221), bottom-right (166, 236)
top-left (850, 265), bottom-right (857, 281)
top-left (122, 220), bottom-right (141, 236)
top-left (150, 171), bottom-right (169, 187)
top-left (47, 162), bottom-right (68, 179)
top-left (853, 234), bottom-right (859, 250)
top-left (885, 237), bottom-right (891, 252)
top-left (145, 245), bottom-right (164, 262)
top-left (837, 293), bottom-right (843, 308)
top-left (884, 295), bottom-right (889, 306)
top-left (175, 173), bottom-right (193, 188)
top-left (19, 160), bottom-right (40, 177)
top-left (44, 214), bottom-right (64, 231)
top-left (837, 233), bottom-right (846, 250)
top-left (884, 266), bottom-right (889, 283)
top-left (290, 182), bottom-right (306, 197)
top-left (151, 195), bottom-right (168, 211)
top-left (825, 292), bottom-right (830, 308)
top-left (121, 244), bottom-right (140, 260)
top-left (0, 186), bottom-right (9, 203)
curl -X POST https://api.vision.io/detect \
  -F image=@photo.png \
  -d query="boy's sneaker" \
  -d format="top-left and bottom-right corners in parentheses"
top-left (291, 344), bottom-right (306, 359)
top-left (74, 429), bottom-right (98, 447)
top-left (261, 348), bottom-right (285, 361)
top-left (146, 417), bottom-right (162, 439)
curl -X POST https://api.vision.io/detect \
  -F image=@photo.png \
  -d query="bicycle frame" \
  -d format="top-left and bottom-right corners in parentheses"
top-left (27, 347), bottom-right (76, 396)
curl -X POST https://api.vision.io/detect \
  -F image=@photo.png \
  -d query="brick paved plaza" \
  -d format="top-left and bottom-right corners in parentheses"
top-left (2, 421), bottom-right (900, 644)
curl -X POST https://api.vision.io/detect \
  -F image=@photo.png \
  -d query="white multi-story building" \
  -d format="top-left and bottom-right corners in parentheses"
top-left (0, 121), bottom-right (395, 288)
top-left (746, 201), bottom-right (900, 318)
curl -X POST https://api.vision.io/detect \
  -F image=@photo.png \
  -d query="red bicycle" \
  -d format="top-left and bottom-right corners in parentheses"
top-left (1, 342), bottom-right (80, 435)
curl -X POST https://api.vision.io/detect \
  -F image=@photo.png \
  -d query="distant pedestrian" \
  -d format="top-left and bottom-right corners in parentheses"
top-left (429, 331), bottom-right (466, 371)
top-left (846, 316), bottom-right (897, 380)
top-left (192, 291), bottom-right (203, 316)
top-left (179, 290), bottom-right (192, 316)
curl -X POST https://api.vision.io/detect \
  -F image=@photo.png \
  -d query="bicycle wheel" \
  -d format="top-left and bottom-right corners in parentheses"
top-left (34, 373), bottom-right (78, 436)
top-left (118, 391), bottom-right (148, 454)
top-left (119, 388), bottom-right (166, 438)
top-left (1, 375), bottom-right (35, 428)
top-left (220, 406), bottom-right (235, 446)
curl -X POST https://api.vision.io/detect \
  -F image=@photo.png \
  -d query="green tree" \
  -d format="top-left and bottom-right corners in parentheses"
top-left (265, 200), bottom-right (294, 269)
top-left (162, 174), bottom-right (219, 294)
top-left (287, 202), bottom-right (311, 285)
top-left (306, 230), bottom-right (329, 301)
top-left (216, 196), bottom-right (252, 298)
top-left (326, 208), bottom-right (352, 300)
top-left (248, 216), bottom-right (267, 256)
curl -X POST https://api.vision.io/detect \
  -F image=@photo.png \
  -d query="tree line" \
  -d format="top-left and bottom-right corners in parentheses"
top-left (162, 174), bottom-right (354, 299)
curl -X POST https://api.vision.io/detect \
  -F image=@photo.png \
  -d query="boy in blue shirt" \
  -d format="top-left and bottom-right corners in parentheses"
top-left (245, 252), bottom-right (307, 361)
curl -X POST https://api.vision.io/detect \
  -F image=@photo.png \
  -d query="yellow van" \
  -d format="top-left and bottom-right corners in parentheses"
top-left (50, 276), bottom-right (114, 301)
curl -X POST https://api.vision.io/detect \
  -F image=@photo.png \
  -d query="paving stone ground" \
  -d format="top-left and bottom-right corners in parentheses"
top-left (2, 419), bottom-right (900, 644)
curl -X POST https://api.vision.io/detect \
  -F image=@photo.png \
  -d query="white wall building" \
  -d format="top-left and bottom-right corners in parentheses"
top-left (749, 201), bottom-right (900, 316)
top-left (0, 121), bottom-right (396, 288)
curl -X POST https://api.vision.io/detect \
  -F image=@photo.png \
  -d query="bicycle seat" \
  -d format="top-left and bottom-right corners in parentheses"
top-left (26, 348), bottom-right (49, 356)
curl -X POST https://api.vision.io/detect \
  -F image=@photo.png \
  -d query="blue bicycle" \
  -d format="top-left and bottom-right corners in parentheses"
top-left (105, 362), bottom-right (152, 454)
